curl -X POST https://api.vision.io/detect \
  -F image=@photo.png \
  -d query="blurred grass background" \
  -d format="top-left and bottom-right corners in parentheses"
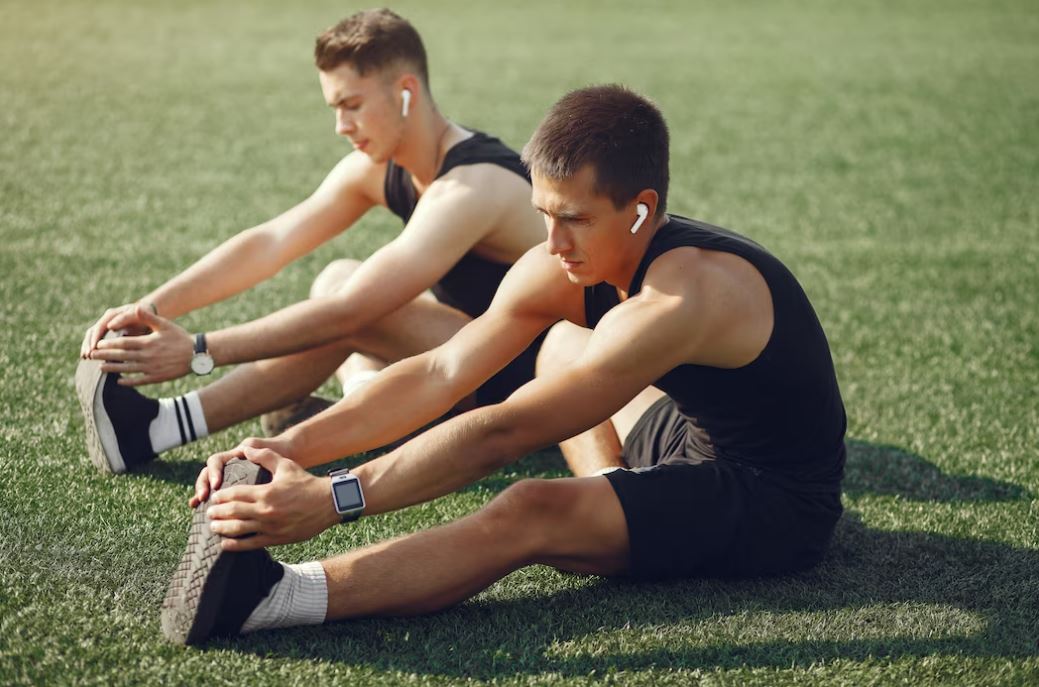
top-left (1, 0), bottom-right (1036, 684)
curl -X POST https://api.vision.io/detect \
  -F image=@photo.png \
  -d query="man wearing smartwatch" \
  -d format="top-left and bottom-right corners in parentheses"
top-left (161, 85), bottom-right (846, 645)
top-left (75, 9), bottom-right (544, 475)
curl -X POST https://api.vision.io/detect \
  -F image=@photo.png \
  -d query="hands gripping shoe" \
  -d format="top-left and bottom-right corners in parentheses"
top-left (161, 458), bottom-right (286, 645)
top-left (75, 331), bottom-right (158, 474)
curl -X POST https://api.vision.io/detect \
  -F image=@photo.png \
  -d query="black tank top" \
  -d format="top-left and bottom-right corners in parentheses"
top-left (585, 215), bottom-right (846, 484)
top-left (383, 130), bottom-right (530, 318)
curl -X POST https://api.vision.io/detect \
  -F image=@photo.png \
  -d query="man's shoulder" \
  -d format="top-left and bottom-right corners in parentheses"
top-left (320, 150), bottom-right (388, 199)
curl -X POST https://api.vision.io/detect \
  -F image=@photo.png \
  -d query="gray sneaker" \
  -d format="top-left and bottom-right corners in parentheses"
top-left (161, 459), bottom-right (285, 645)
top-left (75, 331), bottom-right (158, 474)
top-left (259, 395), bottom-right (335, 437)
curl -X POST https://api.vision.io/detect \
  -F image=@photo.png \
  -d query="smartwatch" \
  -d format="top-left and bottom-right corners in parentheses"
top-left (190, 332), bottom-right (215, 376)
top-left (329, 467), bottom-right (365, 523)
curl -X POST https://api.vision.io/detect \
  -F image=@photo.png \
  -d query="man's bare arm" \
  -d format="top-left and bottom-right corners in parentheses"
top-left (91, 165), bottom-right (532, 383)
top-left (350, 287), bottom-right (696, 515)
top-left (207, 167), bottom-right (519, 363)
top-left (81, 151), bottom-right (379, 355)
top-left (207, 280), bottom-right (699, 550)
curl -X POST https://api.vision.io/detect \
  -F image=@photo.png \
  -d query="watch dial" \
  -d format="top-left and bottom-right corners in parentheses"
top-left (333, 480), bottom-right (363, 510)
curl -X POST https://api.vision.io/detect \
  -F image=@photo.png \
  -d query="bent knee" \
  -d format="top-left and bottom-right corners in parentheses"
top-left (311, 258), bottom-right (362, 299)
top-left (535, 321), bottom-right (591, 377)
top-left (480, 477), bottom-right (629, 571)
top-left (481, 479), bottom-right (566, 540)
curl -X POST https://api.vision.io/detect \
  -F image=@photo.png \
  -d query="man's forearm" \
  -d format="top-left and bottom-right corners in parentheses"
top-left (144, 227), bottom-right (283, 319)
top-left (206, 295), bottom-right (357, 367)
top-left (352, 404), bottom-right (532, 516)
top-left (276, 349), bottom-right (468, 468)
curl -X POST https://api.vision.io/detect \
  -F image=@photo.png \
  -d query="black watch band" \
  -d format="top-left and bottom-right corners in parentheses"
top-left (194, 332), bottom-right (207, 354)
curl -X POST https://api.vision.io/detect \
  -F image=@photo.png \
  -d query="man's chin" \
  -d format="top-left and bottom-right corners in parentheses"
top-left (562, 270), bottom-right (596, 286)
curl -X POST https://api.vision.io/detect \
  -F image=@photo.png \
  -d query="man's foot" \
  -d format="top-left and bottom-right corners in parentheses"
top-left (161, 458), bottom-right (286, 645)
top-left (260, 395), bottom-right (335, 437)
top-left (75, 332), bottom-right (159, 474)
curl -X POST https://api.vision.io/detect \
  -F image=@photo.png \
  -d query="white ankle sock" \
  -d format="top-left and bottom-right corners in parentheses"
top-left (241, 561), bottom-right (328, 633)
top-left (340, 369), bottom-right (380, 399)
top-left (149, 391), bottom-right (209, 453)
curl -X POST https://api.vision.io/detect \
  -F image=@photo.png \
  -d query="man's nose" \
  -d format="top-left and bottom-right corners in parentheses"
top-left (335, 110), bottom-right (356, 136)
top-left (545, 219), bottom-right (572, 255)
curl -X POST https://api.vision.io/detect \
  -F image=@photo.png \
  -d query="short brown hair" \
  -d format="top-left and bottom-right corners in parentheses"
top-left (314, 9), bottom-right (429, 87)
top-left (522, 85), bottom-right (669, 214)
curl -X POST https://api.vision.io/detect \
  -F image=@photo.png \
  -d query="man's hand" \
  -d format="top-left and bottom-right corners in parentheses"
top-left (190, 436), bottom-right (296, 507)
top-left (87, 304), bottom-right (194, 386)
top-left (80, 302), bottom-right (155, 357)
top-left (202, 446), bottom-right (338, 552)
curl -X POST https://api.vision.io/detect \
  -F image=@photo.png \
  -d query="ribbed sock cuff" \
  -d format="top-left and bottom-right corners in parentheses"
top-left (241, 561), bottom-right (328, 633)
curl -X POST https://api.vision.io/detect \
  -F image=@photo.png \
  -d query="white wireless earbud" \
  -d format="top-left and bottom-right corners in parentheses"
top-left (630, 202), bottom-right (649, 234)
top-left (401, 89), bottom-right (411, 117)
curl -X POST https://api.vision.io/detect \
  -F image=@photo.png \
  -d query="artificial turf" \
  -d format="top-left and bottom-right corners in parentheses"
top-left (1, 0), bottom-right (1037, 684)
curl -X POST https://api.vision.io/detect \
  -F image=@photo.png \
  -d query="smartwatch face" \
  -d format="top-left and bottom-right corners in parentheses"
top-left (333, 478), bottom-right (364, 511)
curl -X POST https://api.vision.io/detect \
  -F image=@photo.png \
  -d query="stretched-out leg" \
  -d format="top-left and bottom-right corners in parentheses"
top-left (198, 259), bottom-right (470, 433)
top-left (322, 476), bottom-right (630, 619)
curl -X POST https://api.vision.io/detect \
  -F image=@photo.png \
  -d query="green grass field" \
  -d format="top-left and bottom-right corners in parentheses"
top-left (2, 0), bottom-right (1037, 684)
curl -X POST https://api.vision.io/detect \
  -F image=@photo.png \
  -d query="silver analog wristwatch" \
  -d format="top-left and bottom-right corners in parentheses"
top-left (190, 332), bottom-right (215, 376)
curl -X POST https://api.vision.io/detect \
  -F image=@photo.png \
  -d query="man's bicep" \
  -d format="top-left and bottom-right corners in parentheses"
top-left (389, 181), bottom-right (493, 283)
top-left (501, 298), bottom-right (690, 449)
top-left (431, 249), bottom-right (573, 395)
top-left (431, 306), bottom-right (553, 397)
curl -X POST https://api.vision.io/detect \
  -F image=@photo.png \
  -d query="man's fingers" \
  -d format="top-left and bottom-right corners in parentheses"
top-left (91, 347), bottom-right (143, 361)
top-left (205, 450), bottom-right (244, 492)
top-left (207, 495), bottom-right (262, 521)
top-left (95, 336), bottom-right (146, 351)
top-left (194, 468), bottom-right (212, 504)
top-left (208, 518), bottom-right (263, 538)
top-left (209, 484), bottom-right (263, 506)
top-left (80, 328), bottom-right (95, 358)
top-left (241, 445), bottom-right (284, 472)
top-left (89, 308), bottom-right (125, 350)
top-left (134, 303), bottom-right (164, 328)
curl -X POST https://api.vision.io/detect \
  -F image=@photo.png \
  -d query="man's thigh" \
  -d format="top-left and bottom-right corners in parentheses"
top-left (520, 476), bottom-right (632, 577)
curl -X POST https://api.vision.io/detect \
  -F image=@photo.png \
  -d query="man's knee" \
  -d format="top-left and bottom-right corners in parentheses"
top-left (478, 477), bottom-right (629, 573)
top-left (311, 258), bottom-right (362, 299)
top-left (479, 479), bottom-right (568, 551)
top-left (535, 321), bottom-right (590, 377)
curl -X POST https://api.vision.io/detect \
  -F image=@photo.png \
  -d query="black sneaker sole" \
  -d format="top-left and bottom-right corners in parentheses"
top-left (75, 332), bottom-right (126, 474)
top-left (160, 459), bottom-right (270, 645)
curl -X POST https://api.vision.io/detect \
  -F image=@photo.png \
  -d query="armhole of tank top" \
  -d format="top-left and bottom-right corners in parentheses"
top-left (582, 287), bottom-right (595, 329)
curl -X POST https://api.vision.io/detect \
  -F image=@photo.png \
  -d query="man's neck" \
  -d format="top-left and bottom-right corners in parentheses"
top-left (609, 215), bottom-right (669, 300)
top-left (391, 106), bottom-right (455, 188)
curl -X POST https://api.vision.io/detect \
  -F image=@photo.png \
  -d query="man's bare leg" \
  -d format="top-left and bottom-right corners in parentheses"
top-left (536, 321), bottom-right (665, 477)
top-left (197, 282), bottom-right (470, 432)
top-left (322, 476), bottom-right (630, 618)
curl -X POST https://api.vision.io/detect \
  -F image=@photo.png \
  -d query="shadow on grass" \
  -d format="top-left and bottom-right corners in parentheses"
top-left (843, 440), bottom-right (1031, 502)
top-left (200, 440), bottom-right (1037, 676)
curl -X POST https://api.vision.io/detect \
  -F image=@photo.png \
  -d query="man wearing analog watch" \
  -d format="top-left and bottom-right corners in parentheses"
top-left (76, 8), bottom-right (544, 474)
top-left (160, 85), bottom-right (847, 645)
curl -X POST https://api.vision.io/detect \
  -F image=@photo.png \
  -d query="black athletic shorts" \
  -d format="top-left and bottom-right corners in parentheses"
top-left (604, 396), bottom-right (843, 580)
